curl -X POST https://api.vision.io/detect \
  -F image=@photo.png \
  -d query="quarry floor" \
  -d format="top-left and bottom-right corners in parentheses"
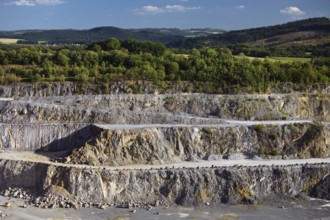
top-left (0, 195), bottom-right (329, 220)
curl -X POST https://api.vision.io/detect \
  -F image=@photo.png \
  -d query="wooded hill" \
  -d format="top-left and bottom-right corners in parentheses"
top-left (0, 27), bottom-right (224, 45)
top-left (168, 17), bottom-right (330, 47)
top-left (168, 17), bottom-right (330, 57)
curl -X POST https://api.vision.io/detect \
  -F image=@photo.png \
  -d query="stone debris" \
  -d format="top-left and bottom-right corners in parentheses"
top-left (0, 211), bottom-right (8, 218)
top-left (99, 203), bottom-right (108, 210)
top-left (4, 202), bottom-right (11, 208)
top-left (117, 200), bottom-right (164, 211)
top-left (1, 187), bottom-right (32, 201)
top-left (31, 194), bottom-right (116, 210)
top-left (0, 187), bottom-right (84, 210)
top-left (33, 195), bottom-right (78, 209)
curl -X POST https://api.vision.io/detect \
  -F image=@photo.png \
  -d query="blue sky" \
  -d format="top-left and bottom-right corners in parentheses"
top-left (0, 0), bottom-right (329, 31)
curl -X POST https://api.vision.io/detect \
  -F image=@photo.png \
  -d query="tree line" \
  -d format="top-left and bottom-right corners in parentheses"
top-left (0, 38), bottom-right (329, 92)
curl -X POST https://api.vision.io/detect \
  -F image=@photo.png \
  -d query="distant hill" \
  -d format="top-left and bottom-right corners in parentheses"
top-left (0, 27), bottom-right (225, 45)
top-left (1, 17), bottom-right (328, 57)
top-left (130, 28), bottom-right (225, 38)
top-left (168, 17), bottom-right (330, 48)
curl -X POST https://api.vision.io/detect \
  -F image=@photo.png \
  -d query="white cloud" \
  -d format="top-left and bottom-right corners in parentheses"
top-left (166, 5), bottom-right (200, 12)
top-left (135, 4), bottom-right (200, 15)
top-left (166, 5), bottom-right (186, 12)
top-left (1, 0), bottom-right (35, 6)
top-left (135, 5), bottom-right (164, 15)
top-left (0, 0), bottom-right (63, 6)
top-left (280, 6), bottom-right (305, 16)
top-left (236, 5), bottom-right (245, 10)
top-left (14, 0), bottom-right (34, 6)
top-left (35, 0), bottom-right (63, 5)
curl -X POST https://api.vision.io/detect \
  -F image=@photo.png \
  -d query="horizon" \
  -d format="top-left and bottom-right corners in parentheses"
top-left (0, 0), bottom-right (330, 31)
top-left (2, 16), bottom-right (329, 33)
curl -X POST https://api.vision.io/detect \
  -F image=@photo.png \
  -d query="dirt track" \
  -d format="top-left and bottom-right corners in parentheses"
top-left (1, 151), bottom-right (329, 171)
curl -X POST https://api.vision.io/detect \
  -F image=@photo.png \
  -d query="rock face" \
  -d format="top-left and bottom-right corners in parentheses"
top-left (0, 82), bottom-right (329, 97)
top-left (0, 85), bottom-right (329, 207)
top-left (0, 99), bottom-right (224, 124)
top-left (310, 175), bottom-right (330, 200)
top-left (66, 123), bottom-right (330, 166)
top-left (0, 159), bottom-right (329, 206)
top-left (50, 164), bottom-right (330, 206)
top-left (1, 93), bottom-right (330, 123)
top-left (0, 123), bottom-right (91, 151)
top-left (0, 121), bottom-right (328, 162)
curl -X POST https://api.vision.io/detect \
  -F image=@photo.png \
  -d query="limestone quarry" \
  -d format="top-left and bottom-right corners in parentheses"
top-left (0, 82), bottom-right (329, 211)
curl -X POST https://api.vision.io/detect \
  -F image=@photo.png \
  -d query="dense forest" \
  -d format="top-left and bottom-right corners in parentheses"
top-left (0, 38), bottom-right (329, 93)
top-left (226, 43), bottom-right (330, 58)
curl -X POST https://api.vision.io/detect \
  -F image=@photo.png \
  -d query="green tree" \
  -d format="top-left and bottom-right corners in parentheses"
top-left (103, 38), bottom-right (121, 51)
top-left (54, 51), bottom-right (70, 66)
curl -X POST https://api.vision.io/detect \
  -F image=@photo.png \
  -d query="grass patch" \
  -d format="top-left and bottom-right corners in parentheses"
top-left (271, 57), bottom-right (311, 63)
top-left (234, 55), bottom-right (265, 61)
top-left (0, 38), bottom-right (20, 44)
top-left (234, 55), bottom-right (311, 63)
top-left (218, 214), bottom-right (238, 220)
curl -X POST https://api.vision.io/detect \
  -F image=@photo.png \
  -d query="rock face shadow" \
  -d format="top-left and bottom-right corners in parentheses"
top-left (35, 124), bottom-right (103, 153)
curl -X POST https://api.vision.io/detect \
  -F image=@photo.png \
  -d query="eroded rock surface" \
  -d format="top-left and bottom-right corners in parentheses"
top-left (66, 123), bottom-right (330, 166)
top-left (0, 159), bottom-right (329, 206)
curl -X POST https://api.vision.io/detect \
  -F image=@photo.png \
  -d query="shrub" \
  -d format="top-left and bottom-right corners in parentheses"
top-left (201, 127), bottom-right (215, 135)
top-left (75, 73), bottom-right (89, 83)
top-left (253, 124), bottom-right (265, 133)
top-left (272, 148), bottom-right (280, 156)
top-left (269, 134), bottom-right (279, 141)
top-left (130, 84), bottom-right (142, 94)
top-left (258, 145), bottom-right (265, 155)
